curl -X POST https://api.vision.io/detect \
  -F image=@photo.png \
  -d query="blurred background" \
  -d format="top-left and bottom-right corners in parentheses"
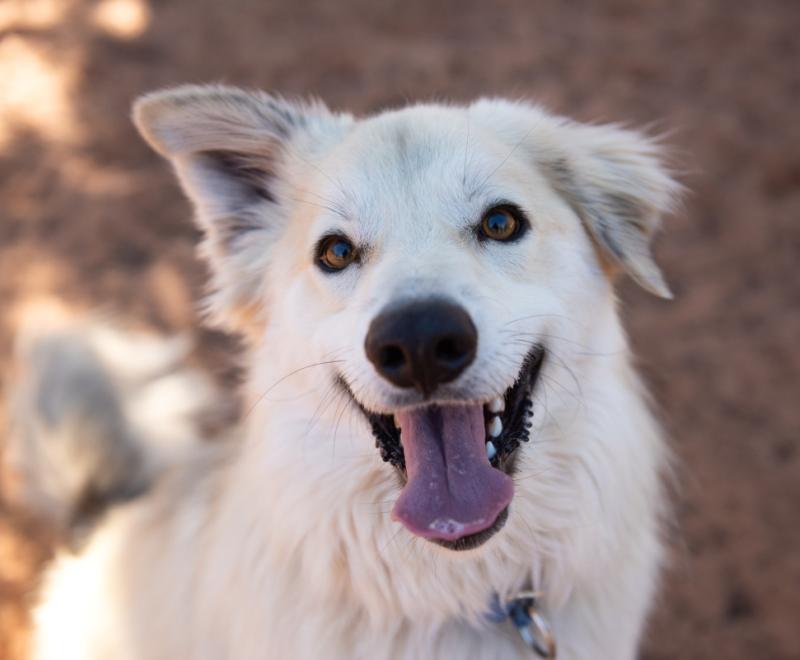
top-left (0, 0), bottom-right (798, 658)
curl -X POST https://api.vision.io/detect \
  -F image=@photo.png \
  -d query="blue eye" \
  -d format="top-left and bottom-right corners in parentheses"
top-left (317, 234), bottom-right (358, 272)
top-left (479, 206), bottom-right (523, 242)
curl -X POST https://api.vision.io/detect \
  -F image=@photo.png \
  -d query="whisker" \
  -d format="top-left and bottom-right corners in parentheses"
top-left (244, 359), bottom-right (346, 418)
top-left (462, 109), bottom-right (471, 188)
top-left (473, 123), bottom-right (538, 193)
top-left (286, 195), bottom-right (347, 219)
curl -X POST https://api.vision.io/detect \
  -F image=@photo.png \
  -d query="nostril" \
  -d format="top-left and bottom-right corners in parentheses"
top-left (380, 345), bottom-right (406, 370)
top-left (434, 336), bottom-right (467, 365)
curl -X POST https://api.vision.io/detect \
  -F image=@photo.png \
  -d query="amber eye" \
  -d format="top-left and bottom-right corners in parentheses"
top-left (317, 234), bottom-right (358, 272)
top-left (480, 206), bottom-right (522, 242)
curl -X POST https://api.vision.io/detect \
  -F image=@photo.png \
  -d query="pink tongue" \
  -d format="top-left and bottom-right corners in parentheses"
top-left (391, 404), bottom-right (514, 541)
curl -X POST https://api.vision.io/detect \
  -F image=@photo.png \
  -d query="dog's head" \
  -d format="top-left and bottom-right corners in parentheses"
top-left (134, 86), bottom-right (678, 552)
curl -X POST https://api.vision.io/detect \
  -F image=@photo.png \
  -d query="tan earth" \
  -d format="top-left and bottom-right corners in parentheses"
top-left (1, 1), bottom-right (798, 658)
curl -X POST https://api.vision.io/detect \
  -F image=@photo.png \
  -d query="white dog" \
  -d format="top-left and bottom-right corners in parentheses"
top-left (25, 86), bottom-right (680, 659)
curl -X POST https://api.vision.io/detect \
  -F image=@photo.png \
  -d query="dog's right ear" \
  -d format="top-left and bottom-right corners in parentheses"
top-left (133, 85), bottom-right (352, 336)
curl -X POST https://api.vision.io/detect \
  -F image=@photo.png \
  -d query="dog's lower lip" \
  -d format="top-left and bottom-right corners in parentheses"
top-left (431, 507), bottom-right (509, 551)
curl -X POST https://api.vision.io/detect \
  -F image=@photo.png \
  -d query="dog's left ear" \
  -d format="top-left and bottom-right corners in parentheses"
top-left (473, 101), bottom-right (681, 298)
top-left (541, 121), bottom-right (680, 299)
top-left (133, 85), bottom-right (352, 335)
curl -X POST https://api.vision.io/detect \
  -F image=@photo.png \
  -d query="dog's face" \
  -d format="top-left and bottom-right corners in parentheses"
top-left (135, 87), bottom-right (677, 551)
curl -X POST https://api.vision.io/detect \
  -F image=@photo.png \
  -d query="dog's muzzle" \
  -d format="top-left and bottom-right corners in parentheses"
top-left (341, 298), bottom-right (543, 550)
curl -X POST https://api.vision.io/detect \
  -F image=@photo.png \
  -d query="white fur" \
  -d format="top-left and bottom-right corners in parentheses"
top-left (31, 87), bottom-right (678, 659)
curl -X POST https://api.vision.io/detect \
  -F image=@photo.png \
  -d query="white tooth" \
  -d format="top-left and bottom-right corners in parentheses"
top-left (486, 440), bottom-right (497, 461)
top-left (488, 397), bottom-right (505, 413)
top-left (487, 416), bottom-right (502, 438)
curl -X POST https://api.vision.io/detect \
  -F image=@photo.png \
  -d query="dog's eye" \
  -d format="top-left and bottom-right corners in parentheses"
top-left (479, 206), bottom-right (526, 242)
top-left (316, 235), bottom-right (358, 272)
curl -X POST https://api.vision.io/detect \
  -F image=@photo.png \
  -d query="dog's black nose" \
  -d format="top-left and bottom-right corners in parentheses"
top-left (365, 299), bottom-right (478, 396)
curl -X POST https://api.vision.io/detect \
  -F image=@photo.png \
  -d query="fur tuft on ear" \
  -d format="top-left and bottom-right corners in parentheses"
top-left (542, 122), bottom-right (680, 298)
top-left (471, 100), bottom-right (681, 298)
top-left (132, 85), bottom-right (352, 335)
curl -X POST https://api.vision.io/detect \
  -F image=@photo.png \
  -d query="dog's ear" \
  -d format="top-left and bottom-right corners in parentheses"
top-left (540, 122), bottom-right (680, 299)
top-left (472, 100), bottom-right (680, 298)
top-left (133, 85), bottom-right (352, 334)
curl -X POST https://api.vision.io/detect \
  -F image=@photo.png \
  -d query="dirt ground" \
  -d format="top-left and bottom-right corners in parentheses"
top-left (1, 0), bottom-right (798, 658)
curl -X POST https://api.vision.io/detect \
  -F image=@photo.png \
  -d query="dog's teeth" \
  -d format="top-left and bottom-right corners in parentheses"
top-left (486, 440), bottom-right (497, 461)
top-left (487, 416), bottom-right (502, 438)
top-left (488, 397), bottom-right (505, 413)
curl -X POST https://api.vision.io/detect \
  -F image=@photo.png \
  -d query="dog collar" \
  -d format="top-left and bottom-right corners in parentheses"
top-left (485, 591), bottom-right (557, 658)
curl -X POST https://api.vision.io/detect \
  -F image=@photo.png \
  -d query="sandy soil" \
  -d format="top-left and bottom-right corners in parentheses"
top-left (1, 0), bottom-right (798, 658)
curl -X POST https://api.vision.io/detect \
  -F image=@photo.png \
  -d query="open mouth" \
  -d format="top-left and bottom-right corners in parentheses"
top-left (342, 344), bottom-right (544, 551)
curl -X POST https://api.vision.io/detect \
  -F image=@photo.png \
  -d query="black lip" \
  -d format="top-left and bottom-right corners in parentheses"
top-left (338, 344), bottom-right (545, 548)
top-left (432, 506), bottom-right (509, 552)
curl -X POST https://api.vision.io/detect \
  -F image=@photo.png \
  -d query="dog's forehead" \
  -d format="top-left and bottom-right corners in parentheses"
top-left (316, 105), bottom-right (522, 235)
top-left (350, 105), bottom-right (469, 168)
top-left (343, 109), bottom-right (468, 195)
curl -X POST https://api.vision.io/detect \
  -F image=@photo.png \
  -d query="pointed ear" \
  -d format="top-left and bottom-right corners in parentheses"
top-left (133, 85), bottom-right (352, 335)
top-left (472, 100), bottom-right (681, 298)
top-left (540, 121), bottom-right (680, 298)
